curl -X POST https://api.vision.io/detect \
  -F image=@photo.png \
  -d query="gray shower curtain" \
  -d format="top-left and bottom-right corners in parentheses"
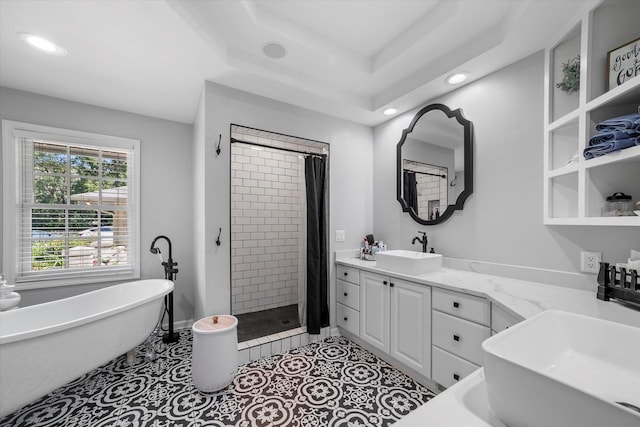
top-left (305, 155), bottom-right (328, 335)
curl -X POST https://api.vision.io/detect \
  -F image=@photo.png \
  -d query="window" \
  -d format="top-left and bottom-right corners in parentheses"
top-left (2, 121), bottom-right (140, 288)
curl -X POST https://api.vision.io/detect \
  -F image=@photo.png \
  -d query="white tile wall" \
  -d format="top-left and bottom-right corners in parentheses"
top-left (231, 142), bottom-right (304, 314)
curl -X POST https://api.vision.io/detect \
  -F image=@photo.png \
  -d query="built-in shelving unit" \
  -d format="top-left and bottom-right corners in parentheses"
top-left (543, 0), bottom-right (640, 226)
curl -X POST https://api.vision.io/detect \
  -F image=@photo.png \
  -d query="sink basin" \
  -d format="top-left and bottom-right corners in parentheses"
top-left (375, 250), bottom-right (442, 275)
top-left (482, 310), bottom-right (640, 427)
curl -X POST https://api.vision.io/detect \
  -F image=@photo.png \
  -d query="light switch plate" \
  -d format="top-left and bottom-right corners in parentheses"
top-left (335, 230), bottom-right (345, 242)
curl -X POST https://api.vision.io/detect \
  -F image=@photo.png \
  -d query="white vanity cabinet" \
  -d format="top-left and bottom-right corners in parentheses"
top-left (431, 288), bottom-right (490, 388)
top-left (360, 271), bottom-right (432, 378)
top-left (336, 265), bottom-right (360, 335)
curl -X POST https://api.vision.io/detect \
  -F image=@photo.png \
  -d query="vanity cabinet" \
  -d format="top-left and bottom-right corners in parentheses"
top-left (336, 265), bottom-right (360, 335)
top-left (431, 288), bottom-right (490, 388)
top-left (360, 271), bottom-right (432, 377)
top-left (543, 0), bottom-right (640, 226)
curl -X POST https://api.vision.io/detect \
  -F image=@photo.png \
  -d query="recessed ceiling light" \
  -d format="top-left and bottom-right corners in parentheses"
top-left (382, 108), bottom-right (398, 116)
top-left (446, 72), bottom-right (469, 85)
top-left (263, 43), bottom-right (286, 59)
top-left (18, 32), bottom-right (66, 56)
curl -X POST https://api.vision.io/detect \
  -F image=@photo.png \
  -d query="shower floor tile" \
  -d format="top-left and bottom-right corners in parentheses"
top-left (235, 304), bottom-right (301, 342)
top-left (1, 330), bottom-right (436, 427)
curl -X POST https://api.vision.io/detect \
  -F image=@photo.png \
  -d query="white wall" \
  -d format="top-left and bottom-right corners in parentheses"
top-left (193, 81), bottom-right (373, 323)
top-left (0, 87), bottom-right (195, 323)
top-left (373, 52), bottom-right (639, 278)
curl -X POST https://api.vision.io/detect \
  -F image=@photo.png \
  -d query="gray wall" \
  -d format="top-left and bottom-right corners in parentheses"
top-left (193, 82), bottom-right (373, 324)
top-left (373, 51), bottom-right (639, 274)
top-left (0, 87), bottom-right (195, 323)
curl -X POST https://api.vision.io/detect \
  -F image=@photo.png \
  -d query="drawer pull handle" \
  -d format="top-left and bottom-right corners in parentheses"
top-left (453, 301), bottom-right (460, 308)
top-left (344, 292), bottom-right (348, 296)
top-left (344, 317), bottom-right (348, 321)
top-left (344, 272), bottom-right (348, 276)
top-left (390, 282), bottom-right (394, 287)
top-left (453, 373), bottom-right (460, 381)
top-left (453, 334), bottom-right (460, 342)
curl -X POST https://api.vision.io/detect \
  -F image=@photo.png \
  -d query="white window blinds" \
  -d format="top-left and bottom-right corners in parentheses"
top-left (4, 124), bottom-right (140, 285)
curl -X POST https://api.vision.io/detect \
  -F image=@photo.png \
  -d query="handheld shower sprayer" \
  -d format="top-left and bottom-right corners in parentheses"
top-left (149, 235), bottom-right (179, 343)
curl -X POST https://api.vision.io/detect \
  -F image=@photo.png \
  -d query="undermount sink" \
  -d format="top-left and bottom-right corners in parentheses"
top-left (482, 310), bottom-right (640, 427)
top-left (375, 250), bottom-right (442, 275)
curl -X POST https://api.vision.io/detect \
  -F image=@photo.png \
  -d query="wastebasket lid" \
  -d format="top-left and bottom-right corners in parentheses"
top-left (193, 315), bottom-right (238, 333)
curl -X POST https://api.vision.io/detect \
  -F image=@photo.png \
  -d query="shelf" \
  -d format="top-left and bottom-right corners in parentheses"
top-left (547, 110), bottom-right (579, 131)
top-left (545, 216), bottom-right (640, 226)
top-left (586, 77), bottom-right (640, 113)
top-left (543, 0), bottom-right (639, 226)
top-left (583, 144), bottom-right (640, 169)
top-left (547, 163), bottom-right (579, 178)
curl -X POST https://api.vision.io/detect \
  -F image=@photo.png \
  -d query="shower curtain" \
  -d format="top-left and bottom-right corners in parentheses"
top-left (297, 156), bottom-right (307, 327)
top-left (305, 155), bottom-right (328, 334)
top-left (403, 170), bottom-right (418, 212)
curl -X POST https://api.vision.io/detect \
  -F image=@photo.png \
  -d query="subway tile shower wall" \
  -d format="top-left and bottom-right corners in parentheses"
top-left (231, 133), bottom-right (306, 314)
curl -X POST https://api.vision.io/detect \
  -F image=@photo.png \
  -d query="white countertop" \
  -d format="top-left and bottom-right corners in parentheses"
top-left (336, 257), bottom-right (640, 328)
top-left (335, 257), bottom-right (640, 426)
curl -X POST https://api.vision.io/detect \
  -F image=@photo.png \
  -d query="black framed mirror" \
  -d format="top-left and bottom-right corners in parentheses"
top-left (396, 103), bottom-right (473, 225)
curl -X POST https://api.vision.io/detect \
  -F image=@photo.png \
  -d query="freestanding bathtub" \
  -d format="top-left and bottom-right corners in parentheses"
top-left (0, 279), bottom-right (173, 417)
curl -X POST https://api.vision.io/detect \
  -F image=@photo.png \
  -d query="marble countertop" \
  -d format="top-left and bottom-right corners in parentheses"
top-left (336, 257), bottom-right (640, 328)
top-left (335, 256), bottom-right (640, 426)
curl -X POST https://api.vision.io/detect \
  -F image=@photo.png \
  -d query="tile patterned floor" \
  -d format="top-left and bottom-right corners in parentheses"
top-left (1, 330), bottom-right (436, 427)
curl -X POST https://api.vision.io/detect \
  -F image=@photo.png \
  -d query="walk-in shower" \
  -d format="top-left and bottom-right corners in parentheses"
top-left (230, 125), bottom-right (329, 342)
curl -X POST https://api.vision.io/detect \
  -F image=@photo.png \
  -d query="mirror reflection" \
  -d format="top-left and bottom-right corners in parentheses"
top-left (397, 103), bottom-right (473, 225)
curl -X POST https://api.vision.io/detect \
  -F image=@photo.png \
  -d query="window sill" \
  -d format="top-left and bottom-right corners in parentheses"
top-left (14, 271), bottom-right (140, 291)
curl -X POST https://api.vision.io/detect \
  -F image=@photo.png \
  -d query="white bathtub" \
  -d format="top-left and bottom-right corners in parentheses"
top-left (0, 279), bottom-right (173, 417)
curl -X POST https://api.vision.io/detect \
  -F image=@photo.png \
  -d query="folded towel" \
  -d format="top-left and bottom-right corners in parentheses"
top-left (583, 137), bottom-right (638, 159)
top-left (595, 113), bottom-right (640, 132)
top-left (588, 129), bottom-right (639, 146)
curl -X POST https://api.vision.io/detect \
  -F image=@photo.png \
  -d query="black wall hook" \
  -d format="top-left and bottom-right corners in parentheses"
top-left (216, 134), bottom-right (221, 156)
top-left (216, 227), bottom-right (222, 246)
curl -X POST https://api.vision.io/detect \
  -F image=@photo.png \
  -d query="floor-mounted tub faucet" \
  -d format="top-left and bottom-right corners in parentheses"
top-left (150, 235), bottom-right (180, 343)
top-left (412, 231), bottom-right (428, 253)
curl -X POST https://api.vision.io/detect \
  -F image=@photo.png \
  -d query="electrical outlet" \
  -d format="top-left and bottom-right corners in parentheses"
top-left (335, 230), bottom-right (345, 242)
top-left (580, 251), bottom-right (602, 274)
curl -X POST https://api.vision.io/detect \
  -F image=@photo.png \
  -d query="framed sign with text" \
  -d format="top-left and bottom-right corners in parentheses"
top-left (607, 36), bottom-right (640, 90)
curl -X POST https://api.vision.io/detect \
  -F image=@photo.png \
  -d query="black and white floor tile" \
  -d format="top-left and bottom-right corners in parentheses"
top-left (1, 330), bottom-right (436, 426)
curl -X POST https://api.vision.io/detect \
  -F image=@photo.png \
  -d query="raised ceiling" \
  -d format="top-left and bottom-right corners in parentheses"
top-left (0, 0), bottom-right (593, 126)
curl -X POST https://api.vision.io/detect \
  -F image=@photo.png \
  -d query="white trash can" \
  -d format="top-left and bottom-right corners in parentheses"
top-left (192, 315), bottom-right (238, 392)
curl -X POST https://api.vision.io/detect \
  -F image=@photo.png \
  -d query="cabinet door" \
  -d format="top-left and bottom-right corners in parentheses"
top-left (390, 279), bottom-right (431, 377)
top-left (359, 271), bottom-right (389, 353)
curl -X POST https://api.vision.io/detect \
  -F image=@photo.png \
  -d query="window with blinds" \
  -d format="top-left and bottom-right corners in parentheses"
top-left (2, 121), bottom-right (140, 286)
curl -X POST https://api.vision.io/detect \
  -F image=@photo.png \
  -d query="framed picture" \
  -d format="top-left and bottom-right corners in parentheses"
top-left (607, 36), bottom-right (640, 90)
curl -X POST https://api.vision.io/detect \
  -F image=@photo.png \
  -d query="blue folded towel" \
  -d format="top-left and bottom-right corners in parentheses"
top-left (588, 129), bottom-right (639, 146)
top-left (583, 137), bottom-right (639, 159)
top-left (595, 113), bottom-right (640, 132)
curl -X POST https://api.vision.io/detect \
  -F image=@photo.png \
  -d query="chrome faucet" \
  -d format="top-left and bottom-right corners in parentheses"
top-left (412, 231), bottom-right (428, 253)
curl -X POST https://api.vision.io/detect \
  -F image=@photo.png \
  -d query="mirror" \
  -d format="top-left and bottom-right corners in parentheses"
top-left (397, 103), bottom-right (473, 225)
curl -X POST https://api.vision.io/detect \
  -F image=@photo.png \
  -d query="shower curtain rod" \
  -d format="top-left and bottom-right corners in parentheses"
top-left (403, 168), bottom-right (446, 179)
top-left (231, 138), bottom-right (326, 158)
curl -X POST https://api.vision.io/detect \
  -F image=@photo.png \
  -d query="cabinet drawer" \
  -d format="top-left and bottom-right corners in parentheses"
top-left (432, 346), bottom-right (480, 389)
top-left (337, 279), bottom-right (359, 310)
top-left (491, 303), bottom-right (522, 334)
top-left (337, 303), bottom-right (359, 336)
top-left (337, 265), bottom-right (360, 285)
top-left (433, 288), bottom-right (490, 326)
top-left (432, 310), bottom-right (490, 365)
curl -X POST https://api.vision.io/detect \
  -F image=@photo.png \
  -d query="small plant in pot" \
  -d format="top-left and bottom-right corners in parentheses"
top-left (556, 55), bottom-right (580, 93)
